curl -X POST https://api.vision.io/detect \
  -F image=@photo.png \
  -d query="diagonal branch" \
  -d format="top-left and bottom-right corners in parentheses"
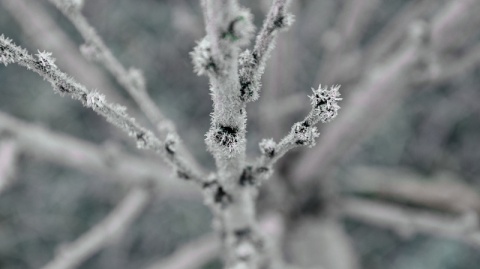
top-left (41, 187), bottom-right (151, 269)
top-left (0, 112), bottom-right (200, 199)
top-left (48, 0), bottom-right (173, 136)
top-left (341, 197), bottom-right (480, 248)
top-left (0, 36), bottom-right (206, 185)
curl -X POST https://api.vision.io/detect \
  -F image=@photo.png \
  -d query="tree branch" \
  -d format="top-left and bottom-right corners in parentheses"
top-left (41, 187), bottom-right (151, 269)
top-left (341, 197), bottom-right (480, 248)
top-left (0, 37), bottom-right (206, 185)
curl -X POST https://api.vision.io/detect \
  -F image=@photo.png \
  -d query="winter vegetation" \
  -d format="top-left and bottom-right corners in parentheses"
top-left (1, 0), bottom-right (480, 269)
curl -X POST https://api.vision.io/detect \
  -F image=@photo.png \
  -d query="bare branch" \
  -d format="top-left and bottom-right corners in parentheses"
top-left (48, 0), bottom-right (173, 136)
top-left (341, 197), bottom-right (480, 248)
top-left (0, 139), bottom-right (18, 194)
top-left (1, 0), bottom-right (134, 109)
top-left (0, 37), bottom-right (206, 184)
top-left (41, 187), bottom-right (151, 269)
top-left (0, 112), bottom-right (201, 200)
top-left (250, 85), bottom-right (342, 184)
top-left (344, 166), bottom-right (480, 213)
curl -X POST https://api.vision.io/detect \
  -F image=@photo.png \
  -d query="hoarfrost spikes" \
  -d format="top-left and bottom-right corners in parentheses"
top-left (190, 38), bottom-right (215, 76)
top-left (0, 35), bottom-right (15, 66)
top-left (85, 90), bottom-right (106, 110)
top-left (36, 50), bottom-right (57, 69)
top-left (309, 84), bottom-right (342, 123)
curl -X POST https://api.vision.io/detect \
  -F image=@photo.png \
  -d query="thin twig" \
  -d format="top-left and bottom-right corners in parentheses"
top-left (341, 197), bottom-right (480, 248)
top-left (41, 187), bottom-right (151, 269)
top-left (0, 37), bottom-right (206, 185)
top-left (0, 112), bottom-right (200, 199)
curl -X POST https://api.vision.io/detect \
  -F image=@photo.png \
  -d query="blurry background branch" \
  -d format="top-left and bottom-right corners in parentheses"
top-left (41, 187), bottom-right (151, 269)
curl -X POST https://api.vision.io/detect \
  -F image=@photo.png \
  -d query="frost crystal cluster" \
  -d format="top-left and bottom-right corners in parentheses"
top-left (309, 84), bottom-right (342, 123)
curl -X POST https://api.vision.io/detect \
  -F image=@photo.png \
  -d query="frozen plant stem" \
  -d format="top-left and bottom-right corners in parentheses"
top-left (193, 0), bottom-right (340, 268)
top-left (0, 35), bottom-right (205, 185)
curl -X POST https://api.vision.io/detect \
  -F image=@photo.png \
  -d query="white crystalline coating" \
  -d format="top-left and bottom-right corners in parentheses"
top-left (230, 8), bottom-right (255, 47)
top-left (86, 91), bottom-right (106, 109)
top-left (0, 35), bottom-right (15, 66)
top-left (36, 50), bottom-right (57, 68)
top-left (190, 38), bottom-right (214, 76)
top-left (309, 84), bottom-right (342, 123)
top-left (259, 138), bottom-right (276, 156)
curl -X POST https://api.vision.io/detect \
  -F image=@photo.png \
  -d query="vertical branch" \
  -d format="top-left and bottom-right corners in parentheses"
top-left (41, 187), bottom-right (151, 269)
top-left (192, 1), bottom-right (294, 268)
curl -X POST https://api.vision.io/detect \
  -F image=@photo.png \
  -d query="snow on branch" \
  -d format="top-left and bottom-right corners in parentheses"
top-left (41, 187), bottom-right (151, 269)
top-left (0, 35), bottom-right (206, 185)
top-left (250, 85), bottom-right (342, 184)
top-left (237, 0), bottom-right (294, 102)
top-left (48, 0), bottom-right (175, 137)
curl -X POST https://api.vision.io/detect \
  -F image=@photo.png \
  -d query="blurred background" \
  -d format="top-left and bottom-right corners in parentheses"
top-left (1, 0), bottom-right (480, 268)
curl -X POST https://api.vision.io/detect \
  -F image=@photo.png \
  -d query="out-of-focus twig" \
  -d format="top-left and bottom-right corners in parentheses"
top-left (292, 0), bottom-right (480, 186)
top-left (341, 197), bottom-right (480, 248)
top-left (0, 139), bottom-right (18, 194)
top-left (344, 166), bottom-right (480, 213)
top-left (0, 112), bottom-right (200, 198)
top-left (41, 187), bottom-right (151, 269)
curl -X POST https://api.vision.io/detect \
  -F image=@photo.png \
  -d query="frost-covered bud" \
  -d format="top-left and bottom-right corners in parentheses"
top-left (134, 130), bottom-right (154, 149)
top-left (127, 68), bottom-right (146, 91)
top-left (238, 50), bottom-right (260, 102)
top-left (222, 8), bottom-right (255, 47)
top-left (275, 13), bottom-right (295, 30)
top-left (164, 132), bottom-right (178, 155)
top-left (292, 122), bottom-right (319, 148)
top-left (0, 35), bottom-right (15, 66)
top-left (190, 38), bottom-right (216, 76)
top-left (206, 124), bottom-right (242, 156)
top-left (85, 90), bottom-right (106, 110)
top-left (309, 84), bottom-right (342, 123)
top-left (259, 138), bottom-right (276, 158)
top-left (36, 50), bottom-right (57, 69)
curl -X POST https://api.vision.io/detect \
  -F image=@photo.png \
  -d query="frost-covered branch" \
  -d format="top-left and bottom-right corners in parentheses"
top-left (41, 187), bottom-right (151, 269)
top-left (238, 0), bottom-right (294, 102)
top-left (1, 0), bottom-right (133, 108)
top-left (0, 139), bottom-right (18, 194)
top-left (341, 197), bottom-right (480, 248)
top-left (0, 112), bottom-right (202, 198)
top-left (48, 0), bottom-right (173, 136)
top-left (0, 36), bottom-right (206, 184)
top-left (249, 85), bottom-right (341, 184)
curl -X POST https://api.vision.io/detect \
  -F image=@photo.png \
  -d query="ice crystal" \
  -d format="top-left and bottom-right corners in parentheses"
top-left (309, 84), bottom-right (342, 123)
